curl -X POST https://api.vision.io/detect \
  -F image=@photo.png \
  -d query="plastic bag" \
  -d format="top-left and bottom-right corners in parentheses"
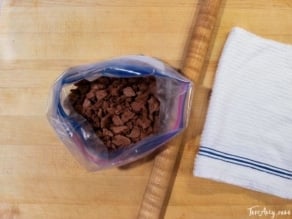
top-left (47, 55), bottom-right (193, 170)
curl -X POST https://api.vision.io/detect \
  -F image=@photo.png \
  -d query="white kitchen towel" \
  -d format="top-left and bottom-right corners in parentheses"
top-left (193, 27), bottom-right (292, 199)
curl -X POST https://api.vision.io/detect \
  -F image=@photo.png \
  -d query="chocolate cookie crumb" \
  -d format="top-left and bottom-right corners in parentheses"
top-left (69, 76), bottom-right (160, 151)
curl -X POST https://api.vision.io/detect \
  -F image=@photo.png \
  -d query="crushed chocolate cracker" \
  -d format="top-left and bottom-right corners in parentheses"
top-left (148, 96), bottom-right (160, 114)
top-left (112, 115), bottom-right (124, 126)
top-left (121, 109), bottom-right (135, 123)
top-left (123, 87), bottom-right (136, 97)
top-left (131, 101), bottom-right (144, 112)
top-left (103, 128), bottom-right (113, 137)
top-left (111, 125), bottom-right (128, 134)
top-left (68, 76), bottom-right (160, 151)
top-left (112, 135), bottom-right (131, 147)
top-left (95, 89), bottom-right (108, 101)
top-left (82, 99), bottom-right (91, 109)
top-left (127, 126), bottom-right (140, 139)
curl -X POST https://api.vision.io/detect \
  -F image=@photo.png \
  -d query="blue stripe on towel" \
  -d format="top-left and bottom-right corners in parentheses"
top-left (198, 146), bottom-right (292, 180)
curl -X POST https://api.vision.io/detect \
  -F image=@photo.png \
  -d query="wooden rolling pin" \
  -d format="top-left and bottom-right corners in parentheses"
top-left (137, 0), bottom-right (223, 218)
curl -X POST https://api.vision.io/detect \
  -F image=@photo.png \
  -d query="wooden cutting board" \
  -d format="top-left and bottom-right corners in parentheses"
top-left (0, 0), bottom-right (292, 219)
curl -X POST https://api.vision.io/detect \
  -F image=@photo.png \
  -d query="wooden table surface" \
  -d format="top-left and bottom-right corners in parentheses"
top-left (1, 0), bottom-right (292, 218)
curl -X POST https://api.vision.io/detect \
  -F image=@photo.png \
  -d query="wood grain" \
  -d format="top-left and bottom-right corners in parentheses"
top-left (137, 0), bottom-right (222, 218)
top-left (1, 0), bottom-right (292, 219)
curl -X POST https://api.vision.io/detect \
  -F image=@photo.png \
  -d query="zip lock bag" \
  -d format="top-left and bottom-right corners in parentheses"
top-left (47, 55), bottom-right (193, 170)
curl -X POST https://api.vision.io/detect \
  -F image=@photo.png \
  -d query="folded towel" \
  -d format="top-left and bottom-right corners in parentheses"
top-left (193, 27), bottom-right (292, 199)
